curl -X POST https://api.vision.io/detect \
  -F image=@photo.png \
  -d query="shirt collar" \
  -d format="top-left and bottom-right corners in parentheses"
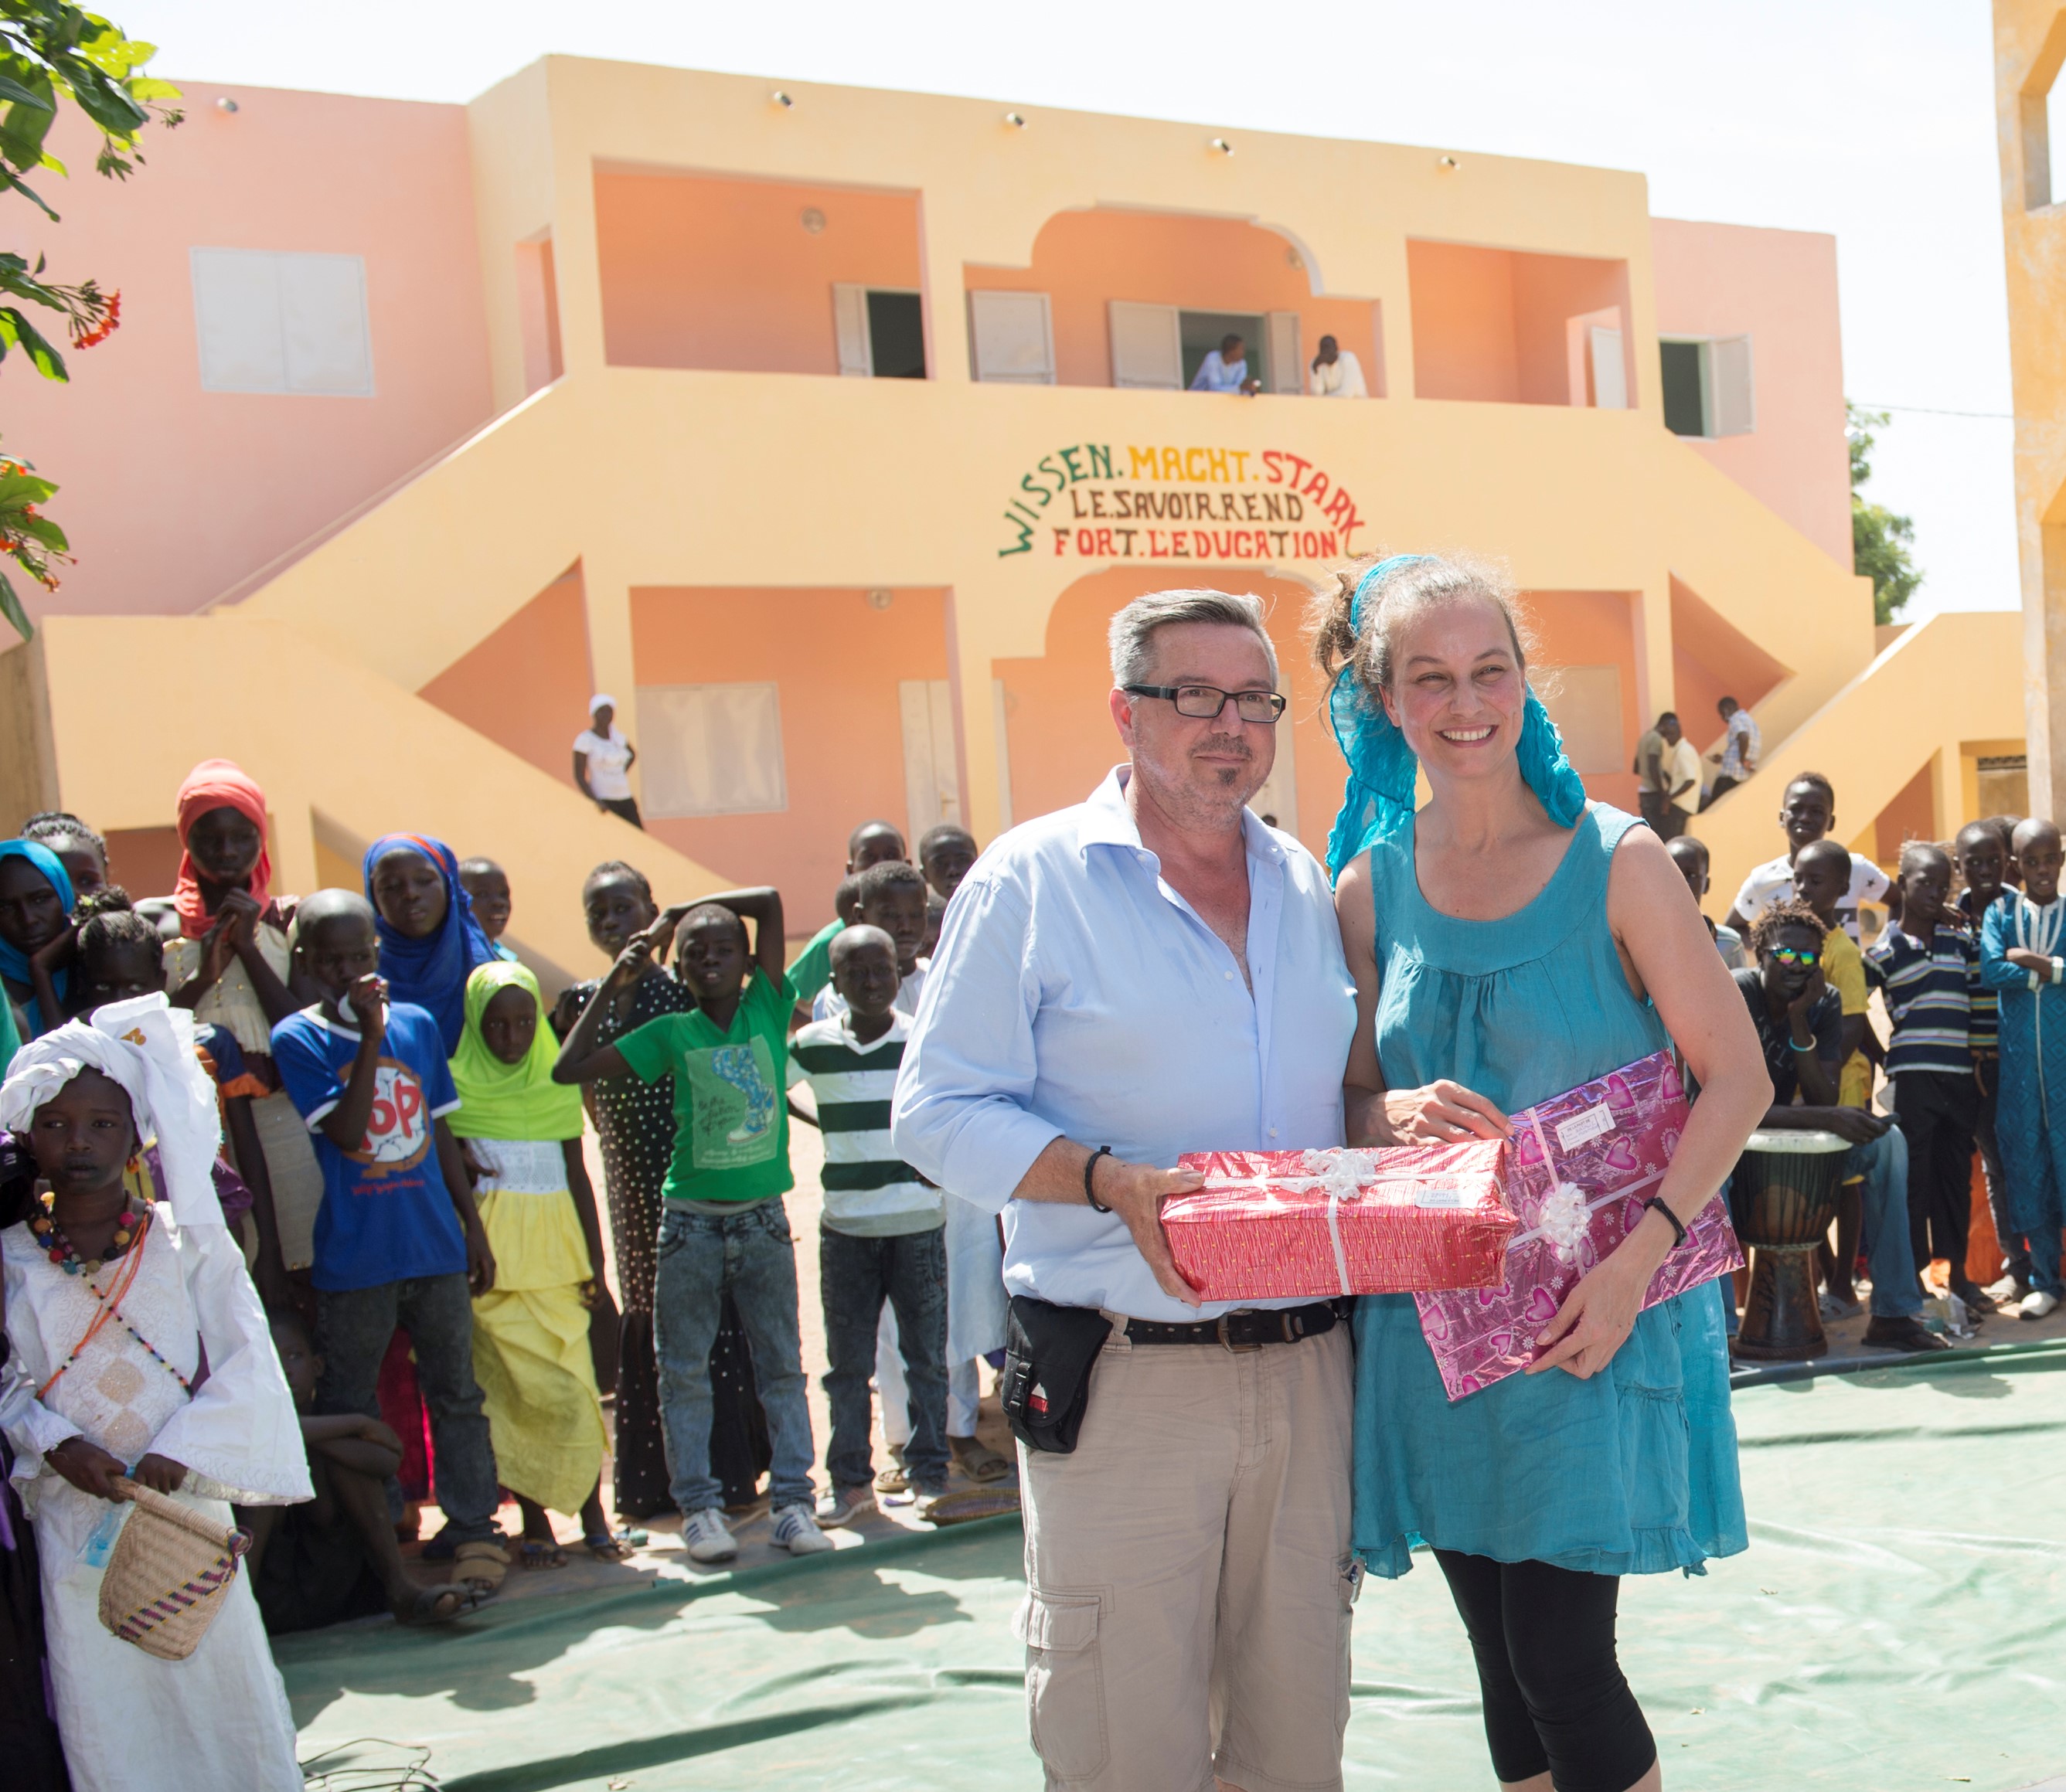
top-left (1077, 765), bottom-right (1287, 867)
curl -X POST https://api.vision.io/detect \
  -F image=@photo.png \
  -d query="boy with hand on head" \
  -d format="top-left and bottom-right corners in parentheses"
top-left (554, 886), bottom-right (831, 1560)
top-left (457, 858), bottom-right (519, 962)
top-left (788, 821), bottom-right (908, 1016)
top-left (788, 925), bottom-right (950, 1523)
top-left (1866, 843), bottom-right (1991, 1317)
top-left (1980, 818), bottom-right (2066, 1318)
top-left (241, 1311), bottom-right (479, 1630)
top-left (270, 890), bottom-right (512, 1594)
top-left (1724, 772), bottom-right (1891, 945)
top-left (813, 860), bottom-right (929, 1022)
top-left (1665, 835), bottom-right (1746, 968)
top-left (1734, 903), bottom-right (1941, 1352)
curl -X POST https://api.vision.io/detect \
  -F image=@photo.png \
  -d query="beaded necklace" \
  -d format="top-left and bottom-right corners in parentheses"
top-left (32, 1200), bottom-right (192, 1399)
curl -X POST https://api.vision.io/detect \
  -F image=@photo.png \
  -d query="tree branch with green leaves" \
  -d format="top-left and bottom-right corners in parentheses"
top-left (0, 1), bottom-right (178, 641)
top-left (1846, 403), bottom-right (1921, 627)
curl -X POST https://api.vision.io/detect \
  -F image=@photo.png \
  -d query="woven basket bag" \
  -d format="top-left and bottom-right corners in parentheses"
top-left (95, 1477), bottom-right (253, 1661)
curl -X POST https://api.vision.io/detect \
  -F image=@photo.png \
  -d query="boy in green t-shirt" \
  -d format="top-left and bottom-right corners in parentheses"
top-left (554, 885), bottom-right (831, 1563)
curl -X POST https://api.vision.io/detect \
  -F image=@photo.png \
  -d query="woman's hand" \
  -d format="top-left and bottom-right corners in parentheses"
top-left (47, 1436), bottom-right (129, 1501)
top-left (1380, 1080), bottom-right (1510, 1145)
top-left (1527, 1222), bottom-right (1670, 1379)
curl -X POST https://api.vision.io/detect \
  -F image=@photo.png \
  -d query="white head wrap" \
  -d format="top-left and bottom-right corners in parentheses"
top-left (0, 992), bottom-right (225, 1227)
top-left (589, 693), bottom-right (615, 715)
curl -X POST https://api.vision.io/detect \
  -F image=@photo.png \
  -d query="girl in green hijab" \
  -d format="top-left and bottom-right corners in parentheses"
top-left (450, 961), bottom-right (625, 1565)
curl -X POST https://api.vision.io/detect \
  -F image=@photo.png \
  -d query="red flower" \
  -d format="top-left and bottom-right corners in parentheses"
top-left (71, 291), bottom-right (120, 349)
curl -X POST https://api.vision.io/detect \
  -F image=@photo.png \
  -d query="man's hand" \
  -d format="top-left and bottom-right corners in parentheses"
top-left (465, 1219), bottom-right (497, 1295)
top-left (1786, 965), bottom-right (1828, 1030)
top-left (131, 1453), bottom-right (189, 1495)
top-left (1380, 1080), bottom-right (1510, 1145)
top-left (2008, 947), bottom-right (2057, 976)
top-left (1096, 1158), bottom-right (1204, 1307)
top-left (345, 973), bottom-right (387, 1039)
top-left (48, 1436), bottom-right (129, 1501)
top-left (1798, 1105), bottom-right (1890, 1148)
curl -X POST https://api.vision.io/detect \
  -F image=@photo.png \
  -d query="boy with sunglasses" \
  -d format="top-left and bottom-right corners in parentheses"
top-left (1866, 843), bottom-right (1990, 1317)
top-left (1735, 899), bottom-right (1941, 1352)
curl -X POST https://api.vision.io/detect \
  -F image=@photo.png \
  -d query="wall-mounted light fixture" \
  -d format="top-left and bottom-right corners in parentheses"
top-left (1209, 136), bottom-right (1234, 155)
top-left (772, 90), bottom-right (795, 109)
top-left (866, 588), bottom-right (893, 611)
top-left (1436, 154), bottom-right (1459, 171)
top-left (1005, 111), bottom-right (1026, 128)
top-left (216, 96), bottom-right (239, 114)
top-left (801, 206), bottom-right (827, 234)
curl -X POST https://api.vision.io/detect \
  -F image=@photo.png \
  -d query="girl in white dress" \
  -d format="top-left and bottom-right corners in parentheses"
top-left (0, 994), bottom-right (310, 1792)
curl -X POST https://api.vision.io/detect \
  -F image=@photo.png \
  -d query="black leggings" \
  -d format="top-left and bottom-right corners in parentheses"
top-left (1434, 1550), bottom-right (1656, 1792)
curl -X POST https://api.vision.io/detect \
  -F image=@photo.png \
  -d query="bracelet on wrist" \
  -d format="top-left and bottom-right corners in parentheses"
top-left (1084, 1145), bottom-right (1114, 1213)
top-left (1641, 1195), bottom-right (1687, 1250)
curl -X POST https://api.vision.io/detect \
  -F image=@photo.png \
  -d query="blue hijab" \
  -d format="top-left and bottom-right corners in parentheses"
top-left (1325, 555), bottom-right (1588, 879)
top-left (362, 833), bottom-right (497, 1053)
top-left (0, 838), bottom-right (75, 1038)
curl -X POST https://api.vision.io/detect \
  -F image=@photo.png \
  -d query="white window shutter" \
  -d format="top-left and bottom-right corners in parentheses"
top-left (1108, 301), bottom-right (1181, 389)
top-left (1711, 335), bottom-right (1755, 435)
top-left (1588, 325), bottom-right (1628, 410)
top-left (277, 253), bottom-right (373, 395)
top-left (635, 683), bottom-right (788, 817)
top-left (1267, 311), bottom-right (1302, 394)
top-left (832, 284), bottom-right (873, 377)
top-left (899, 679), bottom-right (962, 834)
top-left (969, 291), bottom-right (1055, 384)
top-left (192, 249), bottom-right (288, 393)
top-left (992, 678), bottom-right (1013, 831)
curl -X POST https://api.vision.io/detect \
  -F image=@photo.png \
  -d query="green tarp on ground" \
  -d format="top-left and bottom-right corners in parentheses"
top-left (283, 1345), bottom-right (2066, 1791)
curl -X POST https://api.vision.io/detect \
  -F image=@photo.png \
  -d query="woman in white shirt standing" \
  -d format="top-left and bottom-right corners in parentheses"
top-left (1309, 333), bottom-right (1368, 398)
top-left (574, 695), bottom-right (642, 830)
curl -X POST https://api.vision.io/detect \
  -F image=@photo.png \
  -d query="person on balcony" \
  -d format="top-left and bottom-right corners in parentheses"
top-left (1189, 332), bottom-right (1259, 395)
top-left (574, 695), bottom-right (642, 829)
top-left (1308, 334), bottom-right (1368, 398)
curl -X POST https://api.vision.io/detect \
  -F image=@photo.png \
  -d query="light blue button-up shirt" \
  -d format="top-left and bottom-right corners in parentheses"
top-left (892, 767), bottom-right (1358, 1322)
top-left (1189, 349), bottom-right (1250, 393)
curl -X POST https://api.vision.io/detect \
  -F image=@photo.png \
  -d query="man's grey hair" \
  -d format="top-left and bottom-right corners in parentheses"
top-left (1108, 590), bottom-right (1280, 690)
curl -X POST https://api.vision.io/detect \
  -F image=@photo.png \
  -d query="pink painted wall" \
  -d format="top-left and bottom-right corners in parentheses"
top-left (5, 83), bottom-right (493, 620)
top-left (1650, 218), bottom-right (1852, 566)
top-left (1408, 242), bottom-right (1629, 405)
top-left (595, 172), bottom-right (923, 375)
top-left (964, 211), bottom-right (1382, 393)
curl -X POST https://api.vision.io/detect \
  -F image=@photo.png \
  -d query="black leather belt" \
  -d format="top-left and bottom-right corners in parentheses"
top-left (1123, 1299), bottom-right (1349, 1352)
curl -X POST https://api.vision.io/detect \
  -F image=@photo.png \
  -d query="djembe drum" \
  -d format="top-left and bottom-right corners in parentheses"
top-left (1731, 1128), bottom-right (1850, 1361)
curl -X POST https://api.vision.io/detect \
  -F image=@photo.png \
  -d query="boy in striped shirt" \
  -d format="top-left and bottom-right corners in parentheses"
top-left (789, 925), bottom-right (949, 1523)
top-left (1866, 842), bottom-right (1990, 1314)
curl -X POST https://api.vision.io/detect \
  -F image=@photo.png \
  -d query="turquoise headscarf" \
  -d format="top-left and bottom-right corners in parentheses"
top-left (0, 838), bottom-right (75, 1037)
top-left (1324, 556), bottom-right (1588, 879)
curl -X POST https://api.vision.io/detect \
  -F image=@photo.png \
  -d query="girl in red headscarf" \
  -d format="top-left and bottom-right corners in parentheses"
top-left (160, 760), bottom-right (319, 1307)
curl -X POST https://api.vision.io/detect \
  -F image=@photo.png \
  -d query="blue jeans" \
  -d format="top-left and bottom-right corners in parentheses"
top-left (1847, 1129), bottom-right (1922, 1319)
top-left (820, 1224), bottom-right (948, 1491)
top-left (653, 1199), bottom-right (815, 1513)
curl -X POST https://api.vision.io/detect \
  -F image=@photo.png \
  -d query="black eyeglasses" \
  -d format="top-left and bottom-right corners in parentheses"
top-left (1124, 684), bottom-right (1288, 724)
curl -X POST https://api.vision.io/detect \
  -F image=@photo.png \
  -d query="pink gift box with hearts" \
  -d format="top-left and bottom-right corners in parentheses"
top-left (1412, 1049), bottom-right (1744, 1402)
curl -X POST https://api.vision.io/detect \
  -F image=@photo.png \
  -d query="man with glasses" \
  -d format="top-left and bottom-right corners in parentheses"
top-left (1733, 899), bottom-right (1942, 1354)
top-left (893, 589), bottom-right (1360, 1791)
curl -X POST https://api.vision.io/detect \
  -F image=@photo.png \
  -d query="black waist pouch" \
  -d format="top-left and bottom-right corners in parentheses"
top-left (1000, 1295), bottom-right (1113, 1455)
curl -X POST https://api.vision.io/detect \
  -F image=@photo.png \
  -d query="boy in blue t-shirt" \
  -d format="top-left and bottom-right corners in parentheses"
top-left (555, 884), bottom-right (829, 1564)
top-left (271, 890), bottom-right (506, 1576)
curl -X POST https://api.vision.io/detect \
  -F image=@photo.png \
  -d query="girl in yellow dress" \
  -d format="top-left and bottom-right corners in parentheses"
top-left (449, 962), bottom-right (621, 1565)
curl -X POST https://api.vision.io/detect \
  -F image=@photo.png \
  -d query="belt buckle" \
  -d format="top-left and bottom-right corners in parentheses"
top-left (1216, 1312), bottom-right (1263, 1353)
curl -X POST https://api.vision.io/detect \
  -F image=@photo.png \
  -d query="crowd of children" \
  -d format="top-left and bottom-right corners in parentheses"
top-left (0, 757), bottom-right (989, 1789)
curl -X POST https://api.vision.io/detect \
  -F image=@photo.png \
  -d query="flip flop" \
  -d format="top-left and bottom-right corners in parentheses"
top-left (584, 1530), bottom-right (637, 1561)
top-left (949, 1437), bottom-right (1014, 1484)
top-left (517, 1539), bottom-right (567, 1570)
top-left (453, 1539), bottom-right (511, 1592)
top-left (394, 1583), bottom-right (486, 1627)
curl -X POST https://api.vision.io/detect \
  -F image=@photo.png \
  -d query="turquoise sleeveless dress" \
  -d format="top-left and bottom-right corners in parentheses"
top-left (1352, 803), bottom-right (1747, 1579)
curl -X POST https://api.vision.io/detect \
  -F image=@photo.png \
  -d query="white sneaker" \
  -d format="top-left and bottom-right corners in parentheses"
top-left (815, 1483), bottom-right (873, 1527)
top-left (770, 1502), bottom-right (836, 1555)
top-left (2019, 1288), bottom-right (2060, 1321)
top-left (682, 1507), bottom-right (738, 1563)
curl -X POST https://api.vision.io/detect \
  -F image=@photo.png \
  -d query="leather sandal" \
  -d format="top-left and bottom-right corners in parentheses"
top-left (453, 1539), bottom-right (511, 1591)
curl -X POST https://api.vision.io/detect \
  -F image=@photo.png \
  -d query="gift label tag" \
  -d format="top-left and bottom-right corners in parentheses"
top-left (1414, 1186), bottom-right (1466, 1209)
top-left (1554, 1103), bottom-right (1615, 1150)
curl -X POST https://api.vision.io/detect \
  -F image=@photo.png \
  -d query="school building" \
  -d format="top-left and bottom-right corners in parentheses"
top-left (0, 56), bottom-right (2024, 981)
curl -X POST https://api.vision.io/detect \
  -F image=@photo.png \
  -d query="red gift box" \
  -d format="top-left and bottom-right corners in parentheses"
top-left (1165, 1140), bottom-right (1517, 1302)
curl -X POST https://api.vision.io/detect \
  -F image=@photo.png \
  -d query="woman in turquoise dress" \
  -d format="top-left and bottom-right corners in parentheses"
top-left (1317, 555), bottom-right (1769, 1792)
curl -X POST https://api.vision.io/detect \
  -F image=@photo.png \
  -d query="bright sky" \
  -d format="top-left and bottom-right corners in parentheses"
top-left (118, 0), bottom-right (2019, 621)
